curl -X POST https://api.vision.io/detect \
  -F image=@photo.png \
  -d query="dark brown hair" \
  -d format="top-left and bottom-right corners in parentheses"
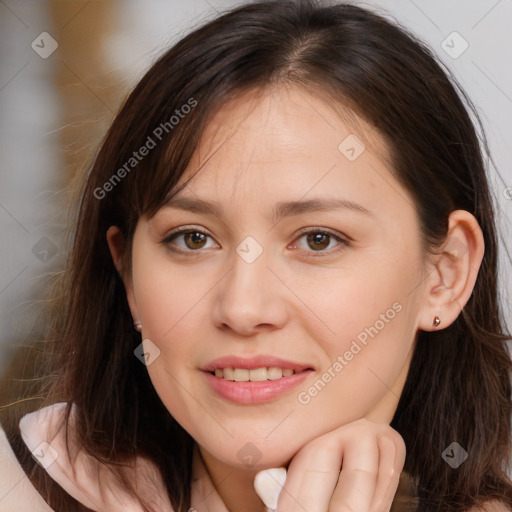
top-left (4, 0), bottom-right (512, 510)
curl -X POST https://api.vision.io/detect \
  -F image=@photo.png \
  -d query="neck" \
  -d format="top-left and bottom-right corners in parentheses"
top-left (198, 445), bottom-right (270, 512)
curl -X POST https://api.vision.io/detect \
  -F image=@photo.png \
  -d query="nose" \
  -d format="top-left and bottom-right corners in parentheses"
top-left (212, 243), bottom-right (289, 336)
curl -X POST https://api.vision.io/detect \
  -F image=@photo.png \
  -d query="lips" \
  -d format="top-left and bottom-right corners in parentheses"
top-left (201, 355), bottom-right (314, 373)
top-left (201, 355), bottom-right (315, 404)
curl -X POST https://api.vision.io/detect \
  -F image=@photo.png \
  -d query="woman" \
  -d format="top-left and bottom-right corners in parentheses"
top-left (2, 1), bottom-right (511, 510)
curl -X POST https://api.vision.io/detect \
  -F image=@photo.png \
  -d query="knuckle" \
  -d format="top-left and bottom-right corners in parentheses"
top-left (328, 500), bottom-right (358, 512)
top-left (352, 465), bottom-right (379, 478)
top-left (380, 425), bottom-right (406, 450)
top-left (390, 430), bottom-right (407, 454)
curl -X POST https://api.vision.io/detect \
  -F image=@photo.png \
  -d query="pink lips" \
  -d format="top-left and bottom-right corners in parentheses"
top-left (201, 355), bottom-right (313, 373)
top-left (201, 355), bottom-right (314, 405)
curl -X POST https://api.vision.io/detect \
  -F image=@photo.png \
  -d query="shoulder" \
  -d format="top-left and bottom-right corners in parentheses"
top-left (0, 421), bottom-right (55, 511)
top-left (16, 402), bottom-right (175, 512)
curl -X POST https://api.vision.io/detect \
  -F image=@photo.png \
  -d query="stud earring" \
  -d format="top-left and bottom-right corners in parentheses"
top-left (134, 322), bottom-right (142, 332)
top-left (433, 315), bottom-right (441, 327)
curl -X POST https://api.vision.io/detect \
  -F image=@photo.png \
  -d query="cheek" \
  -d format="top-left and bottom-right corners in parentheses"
top-left (297, 259), bottom-right (419, 415)
top-left (316, 298), bottom-right (409, 381)
top-left (289, 263), bottom-right (403, 350)
top-left (296, 304), bottom-right (414, 427)
top-left (131, 249), bottom-right (209, 341)
top-left (130, 249), bottom-right (208, 398)
top-left (132, 261), bottom-right (203, 431)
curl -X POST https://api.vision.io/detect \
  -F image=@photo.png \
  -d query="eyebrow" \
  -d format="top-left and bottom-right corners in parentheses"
top-left (162, 196), bottom-right (373, 222)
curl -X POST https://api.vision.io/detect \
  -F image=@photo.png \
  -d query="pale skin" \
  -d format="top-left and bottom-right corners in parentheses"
top-left (107, 84), bottom-right (487, 511)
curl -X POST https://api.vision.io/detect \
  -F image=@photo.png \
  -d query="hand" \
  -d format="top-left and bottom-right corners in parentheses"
top-left (274, 418), bottom-right (406, 512)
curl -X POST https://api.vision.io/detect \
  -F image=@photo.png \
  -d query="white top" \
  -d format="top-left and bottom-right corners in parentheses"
top-left (0, 424), bottom-right (53, 512)
top-left (0, 403), bottom-right (282, 512)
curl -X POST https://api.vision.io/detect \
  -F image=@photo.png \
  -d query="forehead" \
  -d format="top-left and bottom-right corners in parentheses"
top-left (191, 84), bottom-right (387, 163)
top-left (181, 84), bottom-right (388, 181)
top-left (169, 84), bottom-right (416, 225)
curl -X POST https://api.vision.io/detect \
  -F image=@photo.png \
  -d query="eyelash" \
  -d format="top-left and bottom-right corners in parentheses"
top-left (161, 226), bottom-right (350, 258)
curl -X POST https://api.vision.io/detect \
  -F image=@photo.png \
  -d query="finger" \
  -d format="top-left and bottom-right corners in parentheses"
top-left (371, 435), bottom-right (400, 510)
top-left (379, 434), bottom-right (407, 511)
top-left (275, 440), bottom-right (342, 512)
top-left (380, 472), bottom-right (401, 512)
top-left (329, 433), bottom-right (379, 512)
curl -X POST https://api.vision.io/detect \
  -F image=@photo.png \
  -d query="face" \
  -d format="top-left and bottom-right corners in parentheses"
top-left (122, 85), bottom-right (428, 470)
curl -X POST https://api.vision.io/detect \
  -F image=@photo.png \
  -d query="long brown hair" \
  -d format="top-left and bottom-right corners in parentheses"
top-left (4, 1), bottom-right (512, 510)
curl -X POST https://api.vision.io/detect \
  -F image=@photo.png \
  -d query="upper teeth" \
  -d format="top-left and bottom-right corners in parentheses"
top-left (214, 367), bottom-right (296, 381)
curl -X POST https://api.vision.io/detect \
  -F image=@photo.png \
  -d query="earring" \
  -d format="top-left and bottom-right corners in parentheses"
top-left (433, 315), bottom-right (441, 327)
top-left (134, 322), bottom-right (142, 332)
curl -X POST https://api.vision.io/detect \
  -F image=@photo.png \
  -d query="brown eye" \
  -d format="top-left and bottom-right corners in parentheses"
top-left (291, 228), bottom-right (350, 257)
top-left (306, 232), bottom-right (331, 251)
top-left (183, 231), bottom-right (207, 250)
top-left (163, 228), bottom-right (218, 253)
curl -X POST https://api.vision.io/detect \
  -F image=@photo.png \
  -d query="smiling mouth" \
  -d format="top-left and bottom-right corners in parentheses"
top-left (209, 367), bottom-right (311, 381)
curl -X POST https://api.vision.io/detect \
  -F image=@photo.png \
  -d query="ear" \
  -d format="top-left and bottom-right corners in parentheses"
top-left (106, 226), bottom-right (141, 326)
top-left (417, 210), bottom-right (485, 331)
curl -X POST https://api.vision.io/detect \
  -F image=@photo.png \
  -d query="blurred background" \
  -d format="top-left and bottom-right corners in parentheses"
top-left (0, 0), bottom-right (511, 411)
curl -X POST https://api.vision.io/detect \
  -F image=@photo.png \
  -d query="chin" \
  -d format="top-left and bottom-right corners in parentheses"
top-left (204, 441), bottom-right (296, 472)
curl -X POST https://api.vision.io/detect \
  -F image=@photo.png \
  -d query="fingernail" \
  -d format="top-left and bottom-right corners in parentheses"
top-left (253, 467), bottom-right (287, 510)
